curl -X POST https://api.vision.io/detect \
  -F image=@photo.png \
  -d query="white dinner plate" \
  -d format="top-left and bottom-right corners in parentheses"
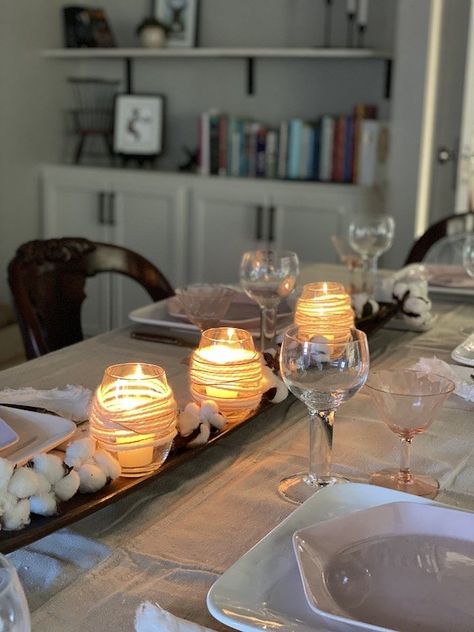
top-left (451, 334), bottom-right (474, 367)
top-left (293, 502), bottom-right (474, 632)
top-left (0, 418), bottom-right (19, 451)
top-left (0, 405), bottom-right (76, 465)
top-left (207, 484), bottom-right (436, 632)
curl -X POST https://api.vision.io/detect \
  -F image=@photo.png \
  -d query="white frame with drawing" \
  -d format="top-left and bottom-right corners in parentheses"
top-left (155, 0), bottom-right (199, 48)
top-left (113, 94), bottom-right (164, 156)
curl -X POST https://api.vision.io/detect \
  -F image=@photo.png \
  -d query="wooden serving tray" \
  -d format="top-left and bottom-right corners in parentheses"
top-left (0, 397), bottom-right (294, 554)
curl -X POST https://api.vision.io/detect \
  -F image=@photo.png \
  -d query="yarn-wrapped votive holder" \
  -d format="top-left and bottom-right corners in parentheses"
top-left (189, 327), bottom-right (263, 424)
top-left (89, 363), bottom-right (178, 477)
top-left (294, 282), bottom-right (355, 346)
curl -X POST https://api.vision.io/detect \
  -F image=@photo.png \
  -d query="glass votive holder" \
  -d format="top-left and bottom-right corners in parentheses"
top-left (294, 281), bottom-right (355, 343)
top-left (189, 327), bottom-right (263, 424)
top-left (89, 363), bottom-right (178, 478)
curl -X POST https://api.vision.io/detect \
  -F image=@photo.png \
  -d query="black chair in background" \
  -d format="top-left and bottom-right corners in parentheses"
top-left (8, 238), bottom-right (174, 359)
top-left (404, 211), bottom-right (474, 264)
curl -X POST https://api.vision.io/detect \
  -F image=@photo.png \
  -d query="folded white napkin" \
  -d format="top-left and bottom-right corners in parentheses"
top-left (411, 357), bottom-right (474, 402)
top-left (135, 602), bottom-right (216, 632)
top-left (0, 385), bottom-right (92, 422)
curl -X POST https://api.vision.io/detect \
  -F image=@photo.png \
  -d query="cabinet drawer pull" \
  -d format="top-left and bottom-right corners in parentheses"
top-left (255, 205), bottom-right (264, 240)
top-left (268, 205), bottom-right (275, 242)
top-left (98, 192), bottom-right (106, 225)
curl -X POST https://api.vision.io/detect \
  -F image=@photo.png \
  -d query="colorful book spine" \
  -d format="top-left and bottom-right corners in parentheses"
top-left (332, 116), bottom-right (346, 182)
top-left (218, 115), bottom-right (228, 176)
top-left (256, 128), bottom-right (267, 178)
top-left (319, 115), bottom-right (335, 181)
top-left (265, 129), bottom-right (278, 180)
top-left (199, 112), bottom-right (210, 176)
top-left (343, 116), bottom-right (354, 183)
top-left (311, 122), bottom-right (321, 180)
top-left (278, 121), bottom-right (289, 179)
top-left (227, 116), bottom-right (238, 176)
top-left (287, 118), bottom-right (303, 179)
top-left (209, 111), bottom-right (220, 175)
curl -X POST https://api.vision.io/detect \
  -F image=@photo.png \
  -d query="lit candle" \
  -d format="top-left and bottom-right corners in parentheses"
top-left (90, 363), bottom-right (178, 477)
top-left (190, 328), bottom-right (263, 423)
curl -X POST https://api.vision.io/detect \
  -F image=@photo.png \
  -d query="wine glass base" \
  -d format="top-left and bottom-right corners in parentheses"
top-left (370, 469), bottom-right (439, 499)
top-left (278, 472), bottom-right (347, 505)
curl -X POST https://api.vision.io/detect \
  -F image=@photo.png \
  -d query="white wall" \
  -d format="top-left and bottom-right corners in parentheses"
top-left (0, 1), bottom-right (68, 302)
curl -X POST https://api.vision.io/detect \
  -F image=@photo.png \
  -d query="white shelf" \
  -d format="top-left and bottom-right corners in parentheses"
top-left (42, 47), bottom-right (391, 60)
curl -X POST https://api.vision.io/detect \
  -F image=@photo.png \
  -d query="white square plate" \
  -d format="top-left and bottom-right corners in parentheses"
top-left (451, 334), bottom-right (474, 367)
top-left (0, 405), bottom-right (76, 465)
top-left (207, 484), bottom-right (437, 632)
top-left (293, 502), bottom-right (474, 632)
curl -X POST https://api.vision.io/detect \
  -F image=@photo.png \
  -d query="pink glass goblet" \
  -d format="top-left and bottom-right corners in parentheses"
top-left (366, 370), bottom-right (455, 498)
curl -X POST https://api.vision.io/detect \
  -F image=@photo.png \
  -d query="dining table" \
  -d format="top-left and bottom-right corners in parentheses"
top-left (0, 263), bottom-right (473, 631)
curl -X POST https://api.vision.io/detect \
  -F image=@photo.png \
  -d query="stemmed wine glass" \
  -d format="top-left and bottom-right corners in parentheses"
top-left (366, 370), bottom-right (455, 498)
top-left (174, 284), bottom-right (235, 332)
top-left (279, 326), bottom-right (369, 504)
top-left (331, 235), bottom-right (361, 294)
top-left (348, 214), bottom-right (395, 296)
top-left (240, 250), bottom-right (299, 351)
top-left (0, 554), bottom-right (30, 631)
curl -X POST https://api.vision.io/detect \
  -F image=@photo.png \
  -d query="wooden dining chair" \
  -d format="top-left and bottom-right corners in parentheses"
top-left (8, 237), bottom-right (174, 360)
top-left (404, 211), bottom-right (474, 264)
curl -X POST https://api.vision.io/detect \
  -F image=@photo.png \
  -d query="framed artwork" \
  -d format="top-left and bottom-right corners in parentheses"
top-left (113, 95), bottom-right (164, 157)
top-left (155, 0), bottom-right (199, 47)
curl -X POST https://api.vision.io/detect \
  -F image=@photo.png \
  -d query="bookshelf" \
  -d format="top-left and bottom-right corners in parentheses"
top-left (42, 47), bottom-right (392, 96)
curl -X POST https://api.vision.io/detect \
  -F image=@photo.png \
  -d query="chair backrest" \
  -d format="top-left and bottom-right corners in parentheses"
top-left (404, 211), bottom-right (474, 264)
top-left (8, 238), bottom-right (174, 359)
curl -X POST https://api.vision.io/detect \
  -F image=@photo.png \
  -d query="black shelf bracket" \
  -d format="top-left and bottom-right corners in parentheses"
top-left (384, 59), bottom-right (393, 100)
top-left (246, 57), bottom-right (255, 96)
top-left (125, 57), bottom-right (133, 94)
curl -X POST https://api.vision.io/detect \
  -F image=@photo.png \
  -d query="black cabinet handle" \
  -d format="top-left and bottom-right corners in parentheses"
top-left (108, 192), bottom-right (116, 226)
top-left (268, 205), bottom-right (275, 242)
top-left (255, 205), bottom-right (264, 240)
top-left (98, 192), bottom-right (106, 225)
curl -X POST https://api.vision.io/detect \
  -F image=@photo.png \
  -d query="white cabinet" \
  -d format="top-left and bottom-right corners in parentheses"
top-left (42, 166), bottom-right (188, 335)
top-left (188, 181), bottom-right (271, 284)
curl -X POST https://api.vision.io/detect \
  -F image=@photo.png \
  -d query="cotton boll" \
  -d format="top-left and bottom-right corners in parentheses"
top-left (0, 491), bottom-right (17, 515)
top-left (78, 463), bottom-right (107, 493)
top-left (184, 402), bottom-right (200, 418)
top-left (177, 410), bottom-right (201, 437)
top-left (53, 469), bottom-right (80, 502)
top-left (404, 296), bottom-right (432, 315)
top-left (2, 498), bottom-right (30, 531)
top-left (199, 400), bottom-right (219, 421)
top-left (64, 437), bottom-right (96, 468)
top-left (93, 450), bottom-right (122, 480)
top-left (261, 365), bottom-right (276, 392)
top-left (208, 412), bottom-right (227, 430)
top-left (0, 458), bottom-right (14, 493)
top-left (35, 472), bottom-right (52, 494)
top-left (392, 282), bottom-right (409, 301)
top-left (362, 298), bottom-right (380, 317)
top-left (30, 492), bottom-right (57, 516)
top-left (32, 453), bottom-right (65, 484)
top-left (351, 293), bottom-right (369, 319)
top-left (271, 378), bottom-right (289, 404)
top-left (8, 467), bottom-right (39, 499)
top-left (309, 336), bottom-right (331, 362)
top-left (187, 422), bottom-right (211, 447)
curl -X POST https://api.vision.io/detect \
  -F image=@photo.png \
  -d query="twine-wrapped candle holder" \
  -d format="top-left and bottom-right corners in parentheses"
top-left (189, 327), bottom-right (263, 423)
top-left (89, 363), bottom-right (178, 478)
top-left (294, 282), bottom-right (355, 345)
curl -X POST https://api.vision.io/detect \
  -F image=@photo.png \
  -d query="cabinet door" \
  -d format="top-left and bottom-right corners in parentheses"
top-left (270, 188), bottom-right (361, 264)
top-left (42, 178), bottom-right (113, 337)
top-left (111, 183), bottom-right (188, 327)
top-left (189, 187), bottom-right (269, 284)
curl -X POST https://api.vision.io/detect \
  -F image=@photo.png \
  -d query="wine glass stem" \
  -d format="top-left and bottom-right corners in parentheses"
top-left (260, 306), bottom-right (277, 351)
top-left (308, 409), bottom-right (335, 484)
top-left (362, 255), bottom-right (378, 296)
top-left (398, 437), bottom-right (414, 485)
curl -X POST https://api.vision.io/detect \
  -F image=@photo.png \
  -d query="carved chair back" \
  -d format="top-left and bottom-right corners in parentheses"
top-left (405, 211), bottom-right (474, 264)
top-left (8, 238), bottom-right (174, 359)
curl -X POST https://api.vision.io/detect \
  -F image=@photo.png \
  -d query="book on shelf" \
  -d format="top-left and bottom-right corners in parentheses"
top-left (196, 103), bottom-right (386, 185)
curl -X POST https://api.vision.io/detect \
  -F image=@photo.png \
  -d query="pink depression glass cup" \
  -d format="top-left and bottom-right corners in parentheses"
top-left (366, 369), bottom-right (455, 498)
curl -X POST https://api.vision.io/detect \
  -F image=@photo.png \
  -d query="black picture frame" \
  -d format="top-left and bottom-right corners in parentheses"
top-left (113, 94), bottom-right (165, 164)
top-left (155, 0), bottom-right (199, 47)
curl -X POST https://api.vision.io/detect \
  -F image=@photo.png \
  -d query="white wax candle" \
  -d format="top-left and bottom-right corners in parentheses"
top-left (116, 435), bottom-right (154, 468)
top-left (347, 0), bottom-right (357, 15)
top-left (357, 0), bottom-right (369, 26)
top-left (198, 345), bottom-right (256, 364)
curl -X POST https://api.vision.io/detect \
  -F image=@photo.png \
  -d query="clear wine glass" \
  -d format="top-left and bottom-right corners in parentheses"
top-left (331, 235), bottom-right (362, 294)
top-left (366, 370), bottom-right (455, 499)
top-left (174, 284), bottom-right (235, 332)
top-left (348, 214), bottom-right (395, 297)
top-left (240, 250), bottom-right (300, 351)
top-left (0, 555), bottom-right (30, 631)
top-left (279, 326), bottom-right (369, 504)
